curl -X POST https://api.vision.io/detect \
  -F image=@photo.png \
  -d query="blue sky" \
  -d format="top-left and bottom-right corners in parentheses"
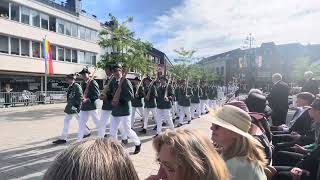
top-left (82, 0), bottom-right (320, 59)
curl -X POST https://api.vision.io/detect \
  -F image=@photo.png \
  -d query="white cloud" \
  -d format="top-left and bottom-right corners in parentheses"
top-left (141, 0), bottom-right (320, 58)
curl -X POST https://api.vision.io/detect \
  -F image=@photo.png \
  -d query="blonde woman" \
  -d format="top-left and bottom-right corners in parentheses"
top-left (208, 105), bottom-right (267, 180)
top-left (44, 139), bottom-right (139, 180)
top-left (146, 129), bottom-right (229, 180)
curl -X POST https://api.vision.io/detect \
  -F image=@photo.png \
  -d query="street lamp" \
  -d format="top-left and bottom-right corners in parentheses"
top-left (241, 33), bottom-right (256, 89)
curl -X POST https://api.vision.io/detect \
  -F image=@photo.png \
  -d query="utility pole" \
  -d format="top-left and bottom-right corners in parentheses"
top-left (242, 33), bottom-right (255, 89)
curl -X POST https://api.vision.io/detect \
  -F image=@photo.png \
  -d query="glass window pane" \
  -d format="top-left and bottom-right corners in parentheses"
top-left (10, 3), bottom-right (19, 22)
top-left (79, 26), bottom-right (85, 40)
top-left (21, 39), bottom-right (29, 56)
top-left (49, 16), bottom-right (56, 32)
top-left (51, 45), bottom-right (56, 60)
top-left (65, 48), bottom-right (71, 62)
top-left (10, 37), bottom-right (19, 55)
top-left (90, 30), bottom-right (96, 41)
top-left (91, 54), bottom-right (96, 65)
top-left (41, 14), bottom-right (49, 30)
top-left (58, 47), bottom-right (64, 61)
top-left (85, 29), bottom-right (91, 41)
top-left (78, 51), bottom-right (85, 64)
top-left (71, 23), bottom-right (78, 37)
top-left (21, 7), bottom-right (30, 24)
top-left (57, 19), bottom-right (64, 34)
top-left (31, 10), bottom-right (40, 27)
top-left (65, 21), bottom-right (71, 36)
top-left (0, 35), bottom-right (8, 53)
top-left (72, 49), bottom-right (77, 63)
top-left (32, 41), bottom-right (40, 58)
top-left (85, 52), bottom-right (91, 64)
top-left (0, 1), bottom-right (9, 19)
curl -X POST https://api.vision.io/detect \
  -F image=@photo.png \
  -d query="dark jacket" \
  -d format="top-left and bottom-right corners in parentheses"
top-left (64, 83), bottom-right (83, 114)
top-left (208, 86), bottom-right (218, 100)
top-left (302, 79), bottom-right (319, 95)
top-left (200, 86), bottom-right (209, 100)
top-left (177, 86), bottom-right (193, 107)
top-left (289, 107), bottom-right (313, 136)
top-left (144, 85), bottom-right (157, 108)
top-left (191, 86), bottom-right (202, 103)
top-left (81, 79), bottom-right (100, 111)
top-left (106, 78), bottom-right (134, 116)
top-left (102, 78), bottom-right (113, 111)
top-left (132, 85), bottom-right (144, 107)
top-left (296, 146), bottom-right (320, 180)
top-left (156, 85), bottom-right (173, 109)
top-left (268, 81), bottom-right (289, 110)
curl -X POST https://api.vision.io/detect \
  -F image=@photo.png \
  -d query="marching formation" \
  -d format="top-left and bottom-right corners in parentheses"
top-left (52, 63), bottom-right (222, 154)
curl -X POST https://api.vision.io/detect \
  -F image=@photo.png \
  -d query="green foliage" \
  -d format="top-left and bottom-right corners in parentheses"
top-left (292, 56), bottom-right (320, 81)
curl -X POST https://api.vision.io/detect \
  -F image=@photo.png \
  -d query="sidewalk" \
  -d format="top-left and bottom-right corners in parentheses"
top-left (0, 103), bottom-right (212, 180)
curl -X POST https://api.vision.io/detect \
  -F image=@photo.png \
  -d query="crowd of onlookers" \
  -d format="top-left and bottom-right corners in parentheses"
top-left (43, 71), bottom-right (320, 180)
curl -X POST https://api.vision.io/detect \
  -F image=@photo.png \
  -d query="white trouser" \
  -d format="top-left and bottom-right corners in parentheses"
top-left (98, 110), bottom-right (111, 138)
top-left (131, 107), bottom-right (144, 128)
top-left (156, 108), bottom-right (174, 134)
top-left (77, 110), bottom-right (100, 141)
top-left (109, 115), bottom-right (141, 145)
top-left (60, 113), bottom-right (90, 140)
top-left (200, 100), bottom-right (209, 114)
top-left (191, 103), bottom-right (201, 118)
top-left (208, 99), bottom-right (217, 109)
top-left (179, 106), bottom-right (191, 124)
top-left (143, 108), bottom-right (157, 129)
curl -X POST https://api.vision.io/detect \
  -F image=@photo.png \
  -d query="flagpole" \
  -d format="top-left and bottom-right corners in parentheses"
top-left (44, 36), bottom-right (48, 104)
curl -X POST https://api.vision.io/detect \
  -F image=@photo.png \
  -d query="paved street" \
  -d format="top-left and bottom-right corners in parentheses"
top-left (0, 103), bottom-right (212, 180)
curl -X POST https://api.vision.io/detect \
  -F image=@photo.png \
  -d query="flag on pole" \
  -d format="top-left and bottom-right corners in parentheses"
top-left (43, 37), bottom-right (54, 75)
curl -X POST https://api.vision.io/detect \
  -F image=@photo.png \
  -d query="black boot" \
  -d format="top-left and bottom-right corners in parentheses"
top-left (139, 128), bottom-right (147, 134)
top-left (188, 120), bottom-right (191, 124)
top-left (133, 144), bottom-right (141, 154)
top-left (52, 139), bottom-right (66, 144)
top-left (122, 139), bottom-right (128, 145)
top-left (176, 123), bottom-right (183, 128)
top-left (162, 122), bottom-right (167, 126)
top-left (153, 125), bottom-right (157, 130)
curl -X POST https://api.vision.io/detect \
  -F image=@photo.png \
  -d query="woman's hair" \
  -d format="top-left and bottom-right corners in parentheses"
top-left (43, 139), bottom-right (139, 180)
top-left (223, 135), bottom-right (267, 168)
top-left (153, 129), bottom-right (229, 180)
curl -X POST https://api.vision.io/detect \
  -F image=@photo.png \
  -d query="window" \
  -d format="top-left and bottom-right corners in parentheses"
top-left (58, 47), bottom-right (64, 61)
top-left (78, 51), bottom-right (85, 64)
top-left (71, 23), bottom-right (78, 37)
top-left (91, 53), bottom-right (96, 65)
top-left (0, 35), bottom-right (8, 53)
top-left (21, 39), bottom-right (29, 56)
top-left (85, 29), bottom-right (91, 41)
top-left (49, 16), bottom-right (56, 32)
top-left (72, 49), bottom-right (77, 63)
top-left (21, 7), bottom-right (30, 24)
top-left (32, 41), bottom-right (40, 58)
top-left (57, 19), bottom-right (65, 34)
top-left (65, 21), bottom-right (71, 36)
top-left (10, 37), bottom-right (19, 55)
top-left (79, 26), bottom-right (85, 39)
top-left (220, 67), bottom-right (224, 75)
top-left (41, 14), bottom-right (49, 30)
top-left (0, 1), bottom-right (9, 19)
top-left (90, 30), bottom-right (97, 41)
top-left (31, 10), bottom-right (40, 27)
top-left (51, 45), bottom-right (56, 60)
top-left (65, 48), bottom-right (71, 62)
top-left (85, 52), bottom-right (91, 64)
top-left (10, 3), bottom-right (20, 22)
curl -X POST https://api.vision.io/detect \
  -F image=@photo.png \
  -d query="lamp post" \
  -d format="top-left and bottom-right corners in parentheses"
top-left (241, 33), bottom-right (256, 89)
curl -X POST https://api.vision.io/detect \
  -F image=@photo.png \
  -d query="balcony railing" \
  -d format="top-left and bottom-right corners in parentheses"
top-left (34, 0), bottom-right (78, 16)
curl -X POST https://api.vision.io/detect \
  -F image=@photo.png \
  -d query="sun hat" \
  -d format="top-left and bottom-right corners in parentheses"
top-left (206, 105), bottom-right (262, 146)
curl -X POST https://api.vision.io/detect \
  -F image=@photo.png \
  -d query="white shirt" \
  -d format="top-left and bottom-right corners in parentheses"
top-left (226, 157), bottom-right (267, 180)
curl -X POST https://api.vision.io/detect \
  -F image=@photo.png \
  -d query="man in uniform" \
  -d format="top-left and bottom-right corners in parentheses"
top-left (155, 76), bottom-right (174, 137)
top-left (191, 81), bottom-right (202, 119)
top-left (131, 77), bottom-right (144, 129)
top-left (77, 67), bottom-right (100, 141)
top-left (139, 76), bottom-right (157, 134)
top-left (177, 79), bottom-right (193, 127)
top-left (208, 84), bottom-right (218, 109)
top-left (107, 63), bottom-right (141, 154)
top-left (53, 74), bottom-right (90, 144)
top-left (200, 80), bottom-right (209, 114)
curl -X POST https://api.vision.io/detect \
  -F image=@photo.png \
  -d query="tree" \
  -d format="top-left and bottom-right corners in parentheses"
top-left (292, 56), bottom-right (320, 82)
top-left (98, 14), bottom-right (153, 75)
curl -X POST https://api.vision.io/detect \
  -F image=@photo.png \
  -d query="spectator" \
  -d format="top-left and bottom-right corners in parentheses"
top-left (43, 139), bottom-right (139, 180)
top-left (208, 105), bottom-right (267, 180)
top-left (301, 71), bottom-right (319, 95)
top-left (146, 129), bottom-right (229, 180)
top-left (267, 73), bottom-right (290, 126)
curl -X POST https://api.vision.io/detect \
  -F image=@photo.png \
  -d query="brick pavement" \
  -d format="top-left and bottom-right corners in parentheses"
top-left (0, 103), bottom-right (212, 180)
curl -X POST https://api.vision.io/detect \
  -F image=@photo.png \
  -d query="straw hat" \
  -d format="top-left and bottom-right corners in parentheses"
top-left (206, 105), bottom-right (261, 146)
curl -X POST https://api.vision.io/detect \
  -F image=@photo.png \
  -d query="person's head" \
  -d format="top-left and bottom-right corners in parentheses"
top-left (226, 101), bottom-right (249, 112)
top-left (104, 64), bottom-right (112, 77)
top-left (132, 77), bottom-right (141, 86)
top-left (272, 73), bottom-right (282, 84)
top-left (245, 92), bottom-right (267, 113)
top-left (153, 129), bottom-right (229, 180)
top-left (296, 92), bottom-right (315, 107)
top-left (65, 74), bottom-right (76, 85)
top-left (304, 71), bottom-right (313, 81)
top-left (208, 105), bottom-right (267, 167)
top-left (180, 80), bottom-right (186, 86)
top-left (112, 63), bottom-right (123, 79)
top-left (43, 139), bottom-right (139, 180)
top-left (159, 76), bottom-right (168, 86)
top-left (79, 68), bottom-right (90, 80)
top-left (248, 88), bottom-right (263, 95)
top-left (143, 76), bottom-right (152, 86)
top-left (309, 99), bottom-right (320, 121)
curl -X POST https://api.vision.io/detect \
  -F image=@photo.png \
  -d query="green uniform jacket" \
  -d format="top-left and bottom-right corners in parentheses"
top-left (177, 86), bottom-right (193, 107)
top-left (64, 83), bottom-right (83, 114)
top-left (174, 86), bottom-right (180, 102)
top-left (106, 78), bottom-right (134, 117)
top-left (132, 85), bottom-right (144, 107)
top-left (102, 78), bottom-right (113, 111)
top-left (208, 86), bottom-right (218, 100)
top-left (156, 85), bottom-right (173, 109)
top-left (81, 79), bottom-right (100, 111)
top-left (200, 86), bottom-right (209, 100)
top-left (191, 86), bottom-right (202, 104)
top-left (144, 85), bottom-right (157, 108)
